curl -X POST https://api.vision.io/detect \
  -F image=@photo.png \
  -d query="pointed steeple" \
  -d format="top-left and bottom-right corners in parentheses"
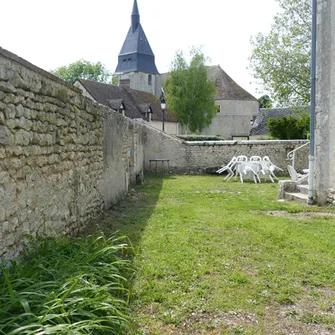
top-left (115, 0), bottom-right (159, 75)
top-left (131, 0), bottom-right (140, 33)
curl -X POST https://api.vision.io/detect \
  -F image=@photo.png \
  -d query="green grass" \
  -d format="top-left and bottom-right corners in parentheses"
top-left (92, 175), bottom-right (335, 334)
top-left (2, 175), bottom-right (335, 334)
top-left (0, 234), bottom-right (133, 334)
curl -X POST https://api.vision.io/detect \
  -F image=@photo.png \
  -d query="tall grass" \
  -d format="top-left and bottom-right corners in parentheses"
top-left (0, 234), bottom-right (133, 334)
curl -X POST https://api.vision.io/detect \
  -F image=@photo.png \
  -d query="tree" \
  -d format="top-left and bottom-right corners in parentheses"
top-left (51, 60), bottom-right (112, 84)
top-left (164, 48), bottom-right (217, 133)
top-left (258, 94), bottom-right (273, 108)
top-left (267, 113), bottom-right (310, 139)
top-left (249, 0), bottom-right (311, 106)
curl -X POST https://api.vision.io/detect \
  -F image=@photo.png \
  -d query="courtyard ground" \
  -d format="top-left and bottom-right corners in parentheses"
top-left (90, 175), bottom-right (335, 335)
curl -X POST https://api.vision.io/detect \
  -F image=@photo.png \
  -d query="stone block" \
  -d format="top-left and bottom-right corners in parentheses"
top-left (0, 171), bottom-right (10, 184)
top-left (4, 104), bottom-right (16, 119)
top-left (0, 81), bottom-right (16, 94)
top-left (15, 104), bottom-right (24, 117)
top-left (0, 125), bottom-right (9, 144)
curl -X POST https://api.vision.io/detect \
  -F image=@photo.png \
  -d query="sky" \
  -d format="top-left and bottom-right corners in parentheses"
top-left (1, 0), bottom-right (280, 97)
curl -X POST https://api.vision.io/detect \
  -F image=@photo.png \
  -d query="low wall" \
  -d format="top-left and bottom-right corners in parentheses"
top-left (143, 127), bottom-right (309, 174)
top-left (0, 48), bottom-right (144, 259)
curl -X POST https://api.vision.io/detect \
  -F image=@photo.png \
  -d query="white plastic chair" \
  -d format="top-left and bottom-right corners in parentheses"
top-left (216, 157), bottom-right (237, 181)
top-left (236, 161), bottom-right (260, 183)
top-left (216, 156), bottom-right (236, 174)
top-left (261, 156), bottom-right (283, 181)
top-left (250, 156), bottom-right (262, 162)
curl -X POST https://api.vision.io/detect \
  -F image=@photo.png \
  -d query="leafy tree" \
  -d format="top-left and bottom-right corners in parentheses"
top-left (249, 0), bottom-right (311, 106)
top-left (258, 94), bottom-right (273, 108)
top-left (267, 113), bottom-right (310, 139)
top-left (51, 60), bottom-right (112, 83)
top-left (164, 48), bottom-right (217, 133)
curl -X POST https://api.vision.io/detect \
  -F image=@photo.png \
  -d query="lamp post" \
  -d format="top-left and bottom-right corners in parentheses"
top-left (160, 94), bottom-right (166, 132)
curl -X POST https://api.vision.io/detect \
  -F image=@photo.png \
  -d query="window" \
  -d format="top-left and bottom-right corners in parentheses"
top-left (148, 74), bottom-right (152, 85)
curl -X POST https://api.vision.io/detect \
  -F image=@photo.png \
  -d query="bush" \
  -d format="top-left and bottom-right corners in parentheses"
top-left (267, 114), bottom-right (310, 139)
top-left (177, 135), bottom-right (224, 141)
top-left (0, 234), bottom-right (133, 335)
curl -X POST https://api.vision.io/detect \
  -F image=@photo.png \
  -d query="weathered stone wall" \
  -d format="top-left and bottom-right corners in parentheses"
top-left (143, 126), bottom-right (309, 174)
top-left (315, 0), bottom-right (335, 204)
top-left (0, 47), bottom-right (144, 259)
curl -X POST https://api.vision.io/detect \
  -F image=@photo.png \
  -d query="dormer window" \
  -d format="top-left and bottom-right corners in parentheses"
top-left (148, 74), bottom-right (152, 85)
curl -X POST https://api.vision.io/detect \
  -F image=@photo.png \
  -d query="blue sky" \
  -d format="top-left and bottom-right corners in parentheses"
top-left (1, 0), bottom-right (280, 97)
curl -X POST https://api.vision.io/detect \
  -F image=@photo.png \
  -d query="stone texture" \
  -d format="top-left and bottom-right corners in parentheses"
top-left (315, 0), bottom-right (335, 204)
top-left (0, 49), bottom-right (145, 259)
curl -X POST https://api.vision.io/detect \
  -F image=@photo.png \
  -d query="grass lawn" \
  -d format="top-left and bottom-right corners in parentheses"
top-left (90, 175), bottom-right (335, 335)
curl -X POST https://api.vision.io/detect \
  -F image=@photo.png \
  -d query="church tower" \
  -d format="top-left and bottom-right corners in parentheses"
top-left (115, 0), bottom-right (161, 97)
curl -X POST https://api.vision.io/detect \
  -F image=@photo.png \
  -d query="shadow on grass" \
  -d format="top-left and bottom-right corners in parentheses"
top-left (83, 173), bottom-right (164, 254)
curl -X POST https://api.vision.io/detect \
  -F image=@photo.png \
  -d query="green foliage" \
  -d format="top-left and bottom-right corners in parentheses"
top-left (164, 47), bottom-right (217, 133)
top-left (51, 60), bottom-right (112, 84)
top-left (258, 94), bottom-right (273, 108)
top-left (267, 113), bottom-right (310, 139)
top-left (0, 234), bottom-right (133, 334)
top-left (249, 0), bottom-right (311, 106)
top-left (112, 75), bottom-right (120, 85)
top-left (177, 135), bottom-right (224, 141)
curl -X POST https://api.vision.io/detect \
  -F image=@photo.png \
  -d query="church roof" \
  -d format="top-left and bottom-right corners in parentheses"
top-left (115, 0), bottom-right (159, 74)
top-left (76, 79), bottom-right (177, 122)
top-left (207, 65), bottom-right (258, 101)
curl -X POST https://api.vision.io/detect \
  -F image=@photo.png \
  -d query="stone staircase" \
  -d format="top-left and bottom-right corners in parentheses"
top-left (278, 142), bottom-right (310, 203)
top-left (278, 175), bottom-right (309, 203)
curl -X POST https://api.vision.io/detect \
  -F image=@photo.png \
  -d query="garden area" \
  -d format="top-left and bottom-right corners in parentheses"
top-left (1, 175), bottom-right (335, 334)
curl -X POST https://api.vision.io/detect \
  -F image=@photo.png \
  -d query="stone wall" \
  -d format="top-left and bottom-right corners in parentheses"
top-left (315, 0), bottom-right (335, 204)
top-left (0, 47), bottom-right (144, 259)
top-left (143, 125), bottom-right (309, 174)
top-left (0, 46), bottom-right (311, 259)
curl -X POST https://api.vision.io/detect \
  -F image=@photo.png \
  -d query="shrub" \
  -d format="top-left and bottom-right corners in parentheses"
top-left (177, 135), bottom-right (224, 141)
top-left (267, 114), bottom-right (310, 139)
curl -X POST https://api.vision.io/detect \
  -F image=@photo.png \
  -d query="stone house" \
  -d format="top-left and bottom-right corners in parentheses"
top-left (201, 65), bottom-right (259, 139)
top-left (74, 79), bottom-right (179, 134)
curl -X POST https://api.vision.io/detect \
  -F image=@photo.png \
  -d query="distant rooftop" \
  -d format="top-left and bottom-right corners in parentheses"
top-left (115, 0), bottom-right (159, 75)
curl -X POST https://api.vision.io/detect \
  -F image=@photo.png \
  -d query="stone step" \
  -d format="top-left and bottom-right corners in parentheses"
top-left (285, 192), bottom-right (308, 203)
top-left (297, 184), bottom-right (309, 195)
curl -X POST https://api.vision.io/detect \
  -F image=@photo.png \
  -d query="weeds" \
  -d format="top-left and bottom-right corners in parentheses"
top-left (0, 234), bottom-right (133, 334)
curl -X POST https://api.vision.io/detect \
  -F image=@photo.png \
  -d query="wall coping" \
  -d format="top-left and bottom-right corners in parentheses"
top-left (0, 46), bottom-right (81, 93)
top-left (184, 140), bottom-right (309, 146)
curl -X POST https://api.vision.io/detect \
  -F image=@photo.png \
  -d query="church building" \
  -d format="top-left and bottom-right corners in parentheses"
top-left (114, 0), bottom-right (162, 97)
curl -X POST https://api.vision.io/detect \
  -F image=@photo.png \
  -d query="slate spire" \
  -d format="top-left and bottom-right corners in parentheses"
top-left (131, 0), bottom-right (140, 32)
top-left (115, 0), bottom-right (159, 74)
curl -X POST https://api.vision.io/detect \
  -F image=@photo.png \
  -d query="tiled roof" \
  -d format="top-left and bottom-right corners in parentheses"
top-left (107, 99), bottom-right (123, 110)
top-left (77, 79), bottom-right (177, 122)
top-left (78, 79), bottom-right (144, 119)
top-left (125, 87), bottom-right (178, 122)
top-left (250, 107), bottom-right (309, 136)
top-left (207, 65), bottom-right (258, 101)
top-left (162, 65), bottom-right (258, 102)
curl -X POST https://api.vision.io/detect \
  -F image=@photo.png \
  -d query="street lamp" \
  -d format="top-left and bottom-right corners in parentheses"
top-left (160, 94), bottom-right (166, 132)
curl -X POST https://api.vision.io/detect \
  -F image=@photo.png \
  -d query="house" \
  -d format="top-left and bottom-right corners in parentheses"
top-left (201, 65), bottom-right (259, 139)
top-left (249, 107), bottom-right (309, 139)
top-left (73, 79), bottom-right (179, 134)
